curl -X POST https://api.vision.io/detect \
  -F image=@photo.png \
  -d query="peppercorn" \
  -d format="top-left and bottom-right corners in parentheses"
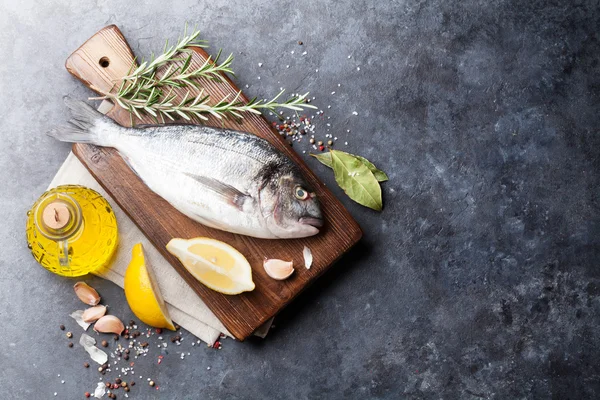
top-left (113, 335), bottom-right (119, 341)
top-left (317, 141), bottom-right (323, 146)
top-left (66, 332), bottom-right (73, 339)
top-left (129, 320), bottom-right (135, 326)
top-left (125, 349), bottom-right (130, 354)
top-left (115, 378), bottom-right (122, 384)
top-left (101, 340), bottom-right (108, 347)
top-left (59, 324), bottom-right (65, 331)
top-left (105, 382), bottom-right (111, 388)
top-left (140, 342), bottom-right (148, 348)
top-left (121, 382), bottom-right (127, 388)
top-left (309, 138), bottom-right (315, 144)
top-left (112, 383), bottom-right (119, 389)
top-left (98, 367), bottom-right (103, 372)
top-left (149, 381), bottom-right (155, 387)
top-left (124, 387), bottom-right (130, 393)
top-left (298, 40), bottom-right (303, 45)
top-left (170, 335), bottom-right (181, 343)
top-left (84, 362), bottom-right (89, 368)
top-left (319, 145), bottom-right (325, 151)
top-left (124, 334), bottom-right (129, 339)
top-left (327, 140), bottom-right (333, 146)
top-left (123, 355), bottom-right (129, 361)
top-left (129, 381), bottom-right (135, 386)
top-left (175, 324), bottom-right (180, 330)
top-left (85, 392), bottom-right (91, 398)
top-left (300, 129), bottom-right (306, 135)
top-left (68, 342), bottom-right (74, 348)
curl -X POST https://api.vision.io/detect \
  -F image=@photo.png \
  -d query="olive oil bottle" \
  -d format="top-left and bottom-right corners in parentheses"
top-left (26, 185), bottom-right (118, 277)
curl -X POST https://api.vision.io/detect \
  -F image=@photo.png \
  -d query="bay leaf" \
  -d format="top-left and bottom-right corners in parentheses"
top-left (354, 155), bottom-right (389, 182)
top-left (330, 150), bottom-right (383, 211)
top-left (311, 151), bottom-right (388, 182)
top-left (310, 152), bottom-right (333, 168)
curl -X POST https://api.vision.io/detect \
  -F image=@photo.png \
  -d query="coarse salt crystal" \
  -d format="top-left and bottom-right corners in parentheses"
top-left (302, 51), bottom-right (307, 55)
top-left (258, 62), bottom-right (262, 67)
top-left (345, 142), bottom-right (348, 145)
top-left (286, 65), bottom-right (290, 68)
top-left (257, 76), bottom-right (261, 80)
top-left (315, 69), bottom-right (319, 72)
top-left (291, 50), bottom-right (295, 54)
top-left (352, 111), bottom-right (358, 116)
top-left (347, 55), bottom-right (352, 59)
top-left (357, 67), bottom-right (361, 71)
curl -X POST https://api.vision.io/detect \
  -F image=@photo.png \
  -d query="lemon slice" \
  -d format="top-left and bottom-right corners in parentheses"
top-left (124, 243), bottom-right (176, 330)
top-left (166, 237), bottom-right (255, 295)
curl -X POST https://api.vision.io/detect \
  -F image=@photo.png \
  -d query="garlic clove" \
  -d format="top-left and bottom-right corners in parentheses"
top-left (303, 246), bottom-right (313, 269)
top-left (82, 305), bottom-right (107, 323)
top-left (263, 259), bottom-right (294, 280)
top-left (93, 315), bottom-right (125, 335)
top-left (73, 282), bottom-right (101, 306)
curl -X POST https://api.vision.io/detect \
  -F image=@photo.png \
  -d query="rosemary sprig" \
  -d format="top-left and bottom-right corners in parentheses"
top-left (99, 89), bottom-right (315, 123)
top-left (92, 26), bottom-right (315, 122)
top-left (122, 25), bottom-right (208, 80)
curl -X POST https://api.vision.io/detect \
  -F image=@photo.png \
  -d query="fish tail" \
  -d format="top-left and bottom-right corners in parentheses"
top-left (47, 96), bottom-right (115, 146)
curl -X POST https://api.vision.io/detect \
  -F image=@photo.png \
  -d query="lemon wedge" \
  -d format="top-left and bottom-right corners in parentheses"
top-left (124, 243), bottom-right (176, 330)
top-left (166, 237), bottom-right (255, 295)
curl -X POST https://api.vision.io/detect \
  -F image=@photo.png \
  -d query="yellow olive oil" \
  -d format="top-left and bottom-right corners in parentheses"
top-left (26, 185), bottom-right (118, 277)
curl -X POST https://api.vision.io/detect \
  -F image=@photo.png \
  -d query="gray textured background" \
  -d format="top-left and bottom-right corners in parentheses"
top-left (1, 0), bottom-right (599, 399)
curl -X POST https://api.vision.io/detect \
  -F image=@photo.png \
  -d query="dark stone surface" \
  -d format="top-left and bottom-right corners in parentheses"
top-left (1, 0), bottom-right (599, 398)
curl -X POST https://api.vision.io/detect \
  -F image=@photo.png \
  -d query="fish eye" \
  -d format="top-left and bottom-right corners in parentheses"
top-left (294, 186), bottom-right (309, 200)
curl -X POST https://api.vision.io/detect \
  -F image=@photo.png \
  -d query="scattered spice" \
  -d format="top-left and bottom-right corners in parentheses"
top-left (298, 40), bottom-right (303, 45)
top-left (149, 381), bottom-right (155, 387)
top-left (85, 392), bottom-right (90, 398)
top-left (66, 332), bottom-right (73, 339)
top-left (68, 342), bottom-right (74, 348)
top-left (59, 324), bottom-right (65, 331)
top-left (101, 340), bottom-right (108, 348)
top-left (83, 362), bottom-right (89, 368)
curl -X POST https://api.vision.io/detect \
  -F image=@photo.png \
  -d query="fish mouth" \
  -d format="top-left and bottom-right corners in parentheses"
top-left (299, 216), bottom-right (324, 228)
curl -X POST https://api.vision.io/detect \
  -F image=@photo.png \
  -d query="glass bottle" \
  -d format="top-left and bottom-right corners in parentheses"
top-left (26, 185), bottom-right (118, 277)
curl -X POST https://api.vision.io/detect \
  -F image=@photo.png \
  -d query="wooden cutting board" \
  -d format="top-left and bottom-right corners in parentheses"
top-left (64, 25), bottom-right (362, 340)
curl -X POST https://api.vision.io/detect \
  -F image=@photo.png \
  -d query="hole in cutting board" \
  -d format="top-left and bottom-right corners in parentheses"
top-left (99, 57), bottom-right (110, 68)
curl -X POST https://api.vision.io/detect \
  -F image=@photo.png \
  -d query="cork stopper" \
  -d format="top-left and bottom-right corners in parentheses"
top-left (42, 201), bottom-right (71, 230)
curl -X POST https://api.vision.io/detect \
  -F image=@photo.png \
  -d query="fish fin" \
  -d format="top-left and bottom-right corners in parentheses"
top-left (185, 173), bottom-right (249, 210)
top-left (47, 96), bottom-right (114, 146)
top-left (121, 155), bottom-right (144, 183)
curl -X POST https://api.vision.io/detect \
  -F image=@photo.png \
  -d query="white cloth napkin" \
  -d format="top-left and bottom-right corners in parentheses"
top-left (49, 152), bottom-right (230, 344)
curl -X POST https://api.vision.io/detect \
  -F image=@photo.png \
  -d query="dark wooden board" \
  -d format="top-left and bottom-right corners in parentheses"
top-left (65, 25), bottom-right (362, 340)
